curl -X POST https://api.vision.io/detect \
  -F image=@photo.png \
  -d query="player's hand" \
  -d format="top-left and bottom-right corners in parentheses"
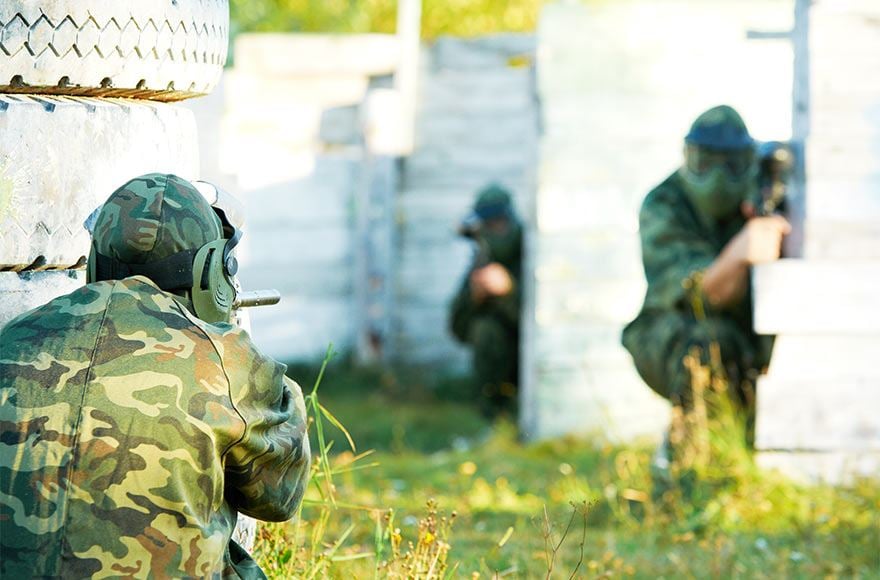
top-left (730, 216), bottom-right (791, 265)
top-left (470, 263), bottom-right (514, 302)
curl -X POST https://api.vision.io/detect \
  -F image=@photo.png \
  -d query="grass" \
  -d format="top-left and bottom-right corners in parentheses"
top-left (255, 354), bottom-right (880, 578)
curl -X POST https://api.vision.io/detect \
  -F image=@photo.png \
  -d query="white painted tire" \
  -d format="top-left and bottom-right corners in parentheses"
top-left (0, 271), bottom-right (84, 329)
top-left (0, 0), bottom-right (228, 102)
top-left (0, 94), bottom-right (199, 271)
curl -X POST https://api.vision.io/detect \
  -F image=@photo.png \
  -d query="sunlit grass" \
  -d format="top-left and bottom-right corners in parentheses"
top-left (255, 357), bottom-right (880, 578)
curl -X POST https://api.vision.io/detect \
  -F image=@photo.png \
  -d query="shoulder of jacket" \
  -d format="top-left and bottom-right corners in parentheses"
top-left (1, 278), bottom-right (120, 335)
top-left (642, 171), bottom-right (686, 212)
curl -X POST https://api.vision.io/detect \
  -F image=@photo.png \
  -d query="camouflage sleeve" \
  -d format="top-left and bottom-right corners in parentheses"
top-left (449, 275), bottom-right (477, 342)
top-left (639, 194), bottom-right (717, 311)
top-left (217, 326), bottom-right (311, 522)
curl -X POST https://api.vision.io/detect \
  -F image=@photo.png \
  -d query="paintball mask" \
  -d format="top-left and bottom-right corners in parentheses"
top-left (680, 105), bottom-right (758, 220)
top-left (458, 184), bottom-right (522, 270)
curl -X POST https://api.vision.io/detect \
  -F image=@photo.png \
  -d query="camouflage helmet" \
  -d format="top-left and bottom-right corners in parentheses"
top-left (473, 183), bottom-right (515, 221)
top-left (91, 173), bottom-right (223, 264)
top-left (685, 105), bottom-right (754, 151)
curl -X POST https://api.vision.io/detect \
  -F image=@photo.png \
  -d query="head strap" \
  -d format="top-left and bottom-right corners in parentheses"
top-left (92, 249), bottom-right (198, 290)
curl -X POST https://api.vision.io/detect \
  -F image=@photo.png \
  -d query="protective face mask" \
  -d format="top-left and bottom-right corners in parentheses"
top-left (680, 162), bottom-right (758, 221)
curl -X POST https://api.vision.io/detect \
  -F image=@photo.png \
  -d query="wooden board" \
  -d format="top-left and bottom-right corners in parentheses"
top-left (766, 335), bottom-right (880, 381)
top-left (757, 451), bottom-right (880, 485)
top-left (247, 297), bottom-right (356, 362)
top-left (756, 376), bottom-right (880, 452)
top-left (753, 260), bottom-right (880, 334)
top-left (803, 222), bottom-right (880, 259)
top-left (233, 34), bottom-right (400, 77)
top-left (535, 278), bottom-right (645, 326)
top-left (394, 35), bottom-right (538, 366)
top-left (530, 365), bottom-right (669, 442)
top-left (526, 0), bottom-right (794, 441)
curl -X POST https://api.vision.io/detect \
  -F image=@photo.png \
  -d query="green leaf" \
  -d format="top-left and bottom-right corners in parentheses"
top-left (319, 401), bottom-right (357, 453)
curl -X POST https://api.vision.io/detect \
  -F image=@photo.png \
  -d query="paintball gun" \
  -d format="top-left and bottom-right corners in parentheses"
top-left (233, 289), bottom-right (281, 309)
top-left (755, 141), bottom-right (795, 217)
top-left (457, 215), bottom-right (492, 269)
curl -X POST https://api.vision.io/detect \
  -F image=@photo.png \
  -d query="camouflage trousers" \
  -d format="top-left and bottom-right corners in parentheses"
top-left (625, 312), bottom-right (772, 412)
top-left (467, 315), bottom-right (519, 417)
top-left (626, 313), bottom-right (773, 499)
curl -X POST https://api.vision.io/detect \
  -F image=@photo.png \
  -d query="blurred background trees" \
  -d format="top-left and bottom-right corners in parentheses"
top-left (230, 0), bottom-right (541, 38)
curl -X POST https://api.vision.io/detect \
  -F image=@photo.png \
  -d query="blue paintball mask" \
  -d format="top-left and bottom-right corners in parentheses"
top-left (680, 106), bottom-right (758, 220)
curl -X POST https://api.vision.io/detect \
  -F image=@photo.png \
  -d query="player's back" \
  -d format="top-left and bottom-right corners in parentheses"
top-left (0, 275), bottom-right (245, 578)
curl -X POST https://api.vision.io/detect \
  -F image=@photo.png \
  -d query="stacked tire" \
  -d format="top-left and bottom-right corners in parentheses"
top-left (0, 0), bottom-right (227, 322)
top-left (0, 0), bottom-right (255, 552)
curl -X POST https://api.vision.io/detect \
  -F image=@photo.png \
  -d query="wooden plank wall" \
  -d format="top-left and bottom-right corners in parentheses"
top-left (527, 0), bottom-right (794, 441)
top-left (192, 34), bottom-right (540, 366)
top-left (189, 35), bottom-right (402, 361)
top-left (392, 36), bottom-right (539, 367)
top-left (754, 0), bottom-right (880, 483)
top-left (803, 0), bottom-right (880, 259)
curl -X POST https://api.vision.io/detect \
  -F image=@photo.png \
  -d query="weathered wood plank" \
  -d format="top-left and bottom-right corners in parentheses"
top-left (243, 227), bottom-right (352, 267)
top-left (420, 70), bottom-right (534, 113)
top-left (806, 180), bottom-right (880, 223)
top-left (527, 0), bottom-right (794, 441)
top-left (530, 365), bottom-right (669, 442)
top-left (400, 164), bottom-right (533, 191)
top-left (535, 278), bottom-right (645, 326)
top-left (393, 34), bottom-right (538, 365)
top-left (538, 186), bottom-right (644, 232)
top-left (418, 113), bottom-right (538, 147)
top-left (803, 222), bottom-right (880, 259)
top-left (533, 323), bottom-right (639, 370)
top-left (756, 376), bottom-right (880, 451)
top-left (225, 71), bottom-right (370, 108)
top-left (753, 260), bottom-right (880, 334)
top-left (757, 451), bottom-right (880, 485)
top-left (234, 34), bottom-right (400, 77)
top-left (807, 147), bottom-right (880, 181)
top-left (431, 34), bottom-right (536, 71)
top-left (535, 232), bottom-right (644, 282)
top-left (405, 147), bottom-right (535, 180)
top-left (245, 187), bottom-right (354, 228)
top-left (247, 297), bottom-right (356, 362)
top-left (766, 335), bottom-right (880, 381)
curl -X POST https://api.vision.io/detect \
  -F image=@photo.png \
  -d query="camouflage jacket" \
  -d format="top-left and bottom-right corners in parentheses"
top-left (0, 276), bottom-right (311, 579)
top-left (623, 171), bottom-right (766, 354)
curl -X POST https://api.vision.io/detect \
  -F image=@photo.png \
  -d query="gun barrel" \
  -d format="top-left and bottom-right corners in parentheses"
top-left (234, 290), bottom-right (281, 309)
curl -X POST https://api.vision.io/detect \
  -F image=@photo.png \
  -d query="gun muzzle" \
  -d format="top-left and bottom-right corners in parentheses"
top-left (234, 290), bottom-right (281, 309)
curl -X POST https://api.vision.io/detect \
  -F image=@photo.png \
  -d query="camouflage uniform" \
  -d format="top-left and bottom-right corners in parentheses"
top-left (449, 186), bottom-right (523, 416)
top-left (0, 175), bottom-right (310, 578)
top-left (621, 171), bottom-right (773, 408)
top-left (622, 106), bottom-right (775, 411)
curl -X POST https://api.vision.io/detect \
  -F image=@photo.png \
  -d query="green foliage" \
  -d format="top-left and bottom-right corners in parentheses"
top-left (230, 0), bottom-right (543, 39)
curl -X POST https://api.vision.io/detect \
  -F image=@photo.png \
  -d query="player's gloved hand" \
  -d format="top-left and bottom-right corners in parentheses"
top-left (730, 215), bottom-right (791, 265)
top-left (470, 263), bottom-right (514, 303)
